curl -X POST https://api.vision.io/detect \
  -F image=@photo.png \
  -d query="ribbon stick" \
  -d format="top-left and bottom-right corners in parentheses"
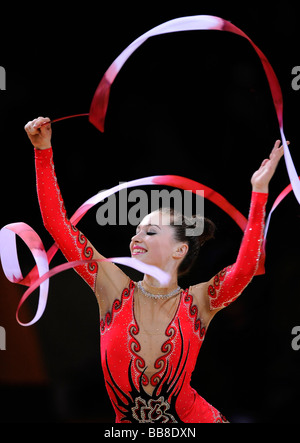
top-left (40, 113), bottom-right (90, 129)
top-left (50, 113), bottom-right (89, 124)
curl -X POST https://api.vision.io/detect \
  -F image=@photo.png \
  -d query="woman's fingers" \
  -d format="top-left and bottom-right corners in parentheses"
top-left (24, 116), bottom-right (52, 149)
top-left (33, 117), bottom-right (50, 127)
top-left (25, 117), bottom-right (50, 133)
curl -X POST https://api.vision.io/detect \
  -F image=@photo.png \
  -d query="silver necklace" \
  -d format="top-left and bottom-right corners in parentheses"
top-left (137, 281), bottom-right (181, 300)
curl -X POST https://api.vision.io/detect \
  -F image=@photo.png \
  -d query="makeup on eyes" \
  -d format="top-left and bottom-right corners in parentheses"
top-left (136, 224), bottom-right (161, 235)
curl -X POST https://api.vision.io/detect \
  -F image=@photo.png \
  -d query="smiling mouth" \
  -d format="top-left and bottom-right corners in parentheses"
top-left (132, 248), bottom-right (147, 256)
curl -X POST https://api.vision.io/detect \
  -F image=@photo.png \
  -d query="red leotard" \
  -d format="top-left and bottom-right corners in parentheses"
top-left (35, 147), bottom-right (267, 423)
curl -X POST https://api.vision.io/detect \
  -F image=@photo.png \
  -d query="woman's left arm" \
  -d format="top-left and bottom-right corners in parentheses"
top-left (206, 190), bottom-right (267, 312)
top-left (196, 140), bottom-right (286, 319)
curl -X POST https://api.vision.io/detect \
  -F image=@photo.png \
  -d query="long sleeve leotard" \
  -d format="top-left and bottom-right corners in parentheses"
top-left (35, 147), bottom-right (99, 290)
top-left (208, 191), bottom-right (267, 310)
top-left (35, 147), bottom-right (267, 423)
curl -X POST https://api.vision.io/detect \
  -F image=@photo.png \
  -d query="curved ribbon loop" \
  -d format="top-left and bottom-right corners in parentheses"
top-left (89, 14), bottom-right (300, 205)
top-left (0, 223), bottom-right (49, 326)
top-left (0, 221), bottom-right (171, 326)
top-left (0, 173), bottom-right (248, 325)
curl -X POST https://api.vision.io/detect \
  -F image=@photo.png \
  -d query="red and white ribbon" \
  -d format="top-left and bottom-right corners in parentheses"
top-left (1, 15), bottom-right (299, 325)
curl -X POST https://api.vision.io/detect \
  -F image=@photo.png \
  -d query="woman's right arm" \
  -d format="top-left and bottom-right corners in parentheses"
top-left (25, 117), bottom-right (130, 311)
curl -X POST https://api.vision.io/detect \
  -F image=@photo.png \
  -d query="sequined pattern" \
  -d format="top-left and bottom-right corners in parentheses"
top-left (100, 281), bottom-right (227, 423)
top-left (209, 192), bottom-right (268, 310)
top-left (35, 148), bottom-right (98, 291)
top-left (34, 147), bottom-right (265, 423)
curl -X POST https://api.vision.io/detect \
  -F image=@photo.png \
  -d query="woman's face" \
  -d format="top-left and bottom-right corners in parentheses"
top-left (129, 211), bottom-right (186, 272)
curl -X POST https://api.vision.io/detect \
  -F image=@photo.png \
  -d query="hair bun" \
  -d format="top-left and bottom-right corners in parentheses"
top-left (199, 217), bottom-right (216, 246)
top-left (155, 208), bottom-right (216, 276)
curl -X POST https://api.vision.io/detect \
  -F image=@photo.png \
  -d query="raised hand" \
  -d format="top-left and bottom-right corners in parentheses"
top-left (24, 117), bottom-right (52, 150)
top-left (251, 140), bottom-right (287, 193)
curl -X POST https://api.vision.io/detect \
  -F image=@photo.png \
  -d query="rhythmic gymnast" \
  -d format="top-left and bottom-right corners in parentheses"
top-left (25, 116), bottom-right (284, 423)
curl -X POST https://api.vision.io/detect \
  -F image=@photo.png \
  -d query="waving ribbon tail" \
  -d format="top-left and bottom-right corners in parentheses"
top-left (88, 15), bottom-right (283, 132)
top-left (152, 175), bottom-right (266, 276)
top-left (88, 14), bottom-right (300, 207)
top-left (0, 223), bottom-right (50, 326)
top-left (280, 129), bottom-right (300, 205)
top-left (89, 75), bottom-right (114, 133)
top-left (152, 175), bottom-right (266, 275)
top-left (0, 171), bottom-right (252, 325)
top-left (259, 177), bottom-right (300, 276)
top-left (153, 175), bottom-right (248, 231)
top-left (9, 173), bottom-right (248, 289)
top-left (221, 21), bottom-right (284, 127)
top-left (3, 15), bottom-right (300, 325)
top-left (264, 176), bottom-right (300, 244)
top-left (0, 220), bottom-right (171, 326)
top-left (88, 15), bottom-right (225, 132)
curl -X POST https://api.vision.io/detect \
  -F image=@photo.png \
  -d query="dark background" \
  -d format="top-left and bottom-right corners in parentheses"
top-left (1, 1), bottom-right (300, 423)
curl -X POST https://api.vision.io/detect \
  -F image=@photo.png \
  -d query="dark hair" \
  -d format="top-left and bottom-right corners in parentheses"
top-left (159, 207), bottom-right (216, 276)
